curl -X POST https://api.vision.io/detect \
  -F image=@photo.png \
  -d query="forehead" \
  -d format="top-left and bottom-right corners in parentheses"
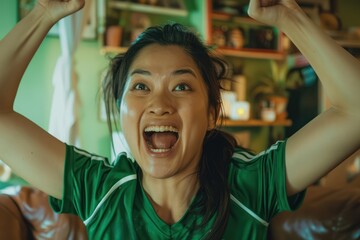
top-left (129, 44), bottom-right (201, 74)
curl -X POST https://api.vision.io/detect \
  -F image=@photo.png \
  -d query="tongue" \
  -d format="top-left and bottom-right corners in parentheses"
top-left (150, 132), bottom-right (177, 149)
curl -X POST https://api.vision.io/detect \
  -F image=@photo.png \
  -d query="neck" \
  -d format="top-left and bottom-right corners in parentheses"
top-left (142, 172), bottom-right (200, 224)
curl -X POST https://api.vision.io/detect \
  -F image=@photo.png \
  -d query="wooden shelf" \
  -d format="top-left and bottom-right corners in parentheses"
top-left (217, 47), bottom-right (286, 60)
top-left (221, 119), bottom-right (292, 127)
top-left (335, 39), bottom-right (360, 48)
top-left (326, 30), bottom-right (360, 48)
top-left (108, 1), bottom-right (187, 17)
top-left (212, 12), bottom-right (267, 26)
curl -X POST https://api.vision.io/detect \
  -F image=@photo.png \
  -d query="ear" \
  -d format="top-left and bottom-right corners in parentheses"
top-left (208, 107), bottom-right (217, 130)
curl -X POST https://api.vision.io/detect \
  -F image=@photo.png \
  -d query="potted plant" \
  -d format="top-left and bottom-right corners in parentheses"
top-left (250, 75), bottom-right (288, 121)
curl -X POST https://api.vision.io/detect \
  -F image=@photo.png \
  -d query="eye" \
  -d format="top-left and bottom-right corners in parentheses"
top-left (133, 83), bottom-right (149, 91)
top-left (174, 83), bottom-right (191, 91)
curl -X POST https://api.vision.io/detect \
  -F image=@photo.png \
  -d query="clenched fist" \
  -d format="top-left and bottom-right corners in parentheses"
top-left (36, 0), bottom-right (85, 23)
top-left (248, 0), bottom-right (303, 28)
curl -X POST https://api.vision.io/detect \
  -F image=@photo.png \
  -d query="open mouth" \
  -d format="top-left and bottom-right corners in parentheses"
top-left (143, 126), bottom-right (179, 153)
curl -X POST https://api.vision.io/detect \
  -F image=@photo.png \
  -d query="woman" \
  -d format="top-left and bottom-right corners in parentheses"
top-left (0, 0), bottom-right (359, 239)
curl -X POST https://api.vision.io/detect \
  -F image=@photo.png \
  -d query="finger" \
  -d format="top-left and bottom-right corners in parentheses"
top-left (248, 0), bottom-right (261, 17)
top-left (248, 0), bottom-right (260, 11)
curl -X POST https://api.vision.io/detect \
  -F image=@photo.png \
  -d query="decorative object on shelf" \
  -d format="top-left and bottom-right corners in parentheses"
top-left (227, 27), bottom-right (245, 49)
top-left (270, 96), bottom-right (288, 120)
top-left (115, 0), bottom-right (185, 10)
top-left (230, 101), bottom-right (250, 121)
top-left (260, 100), bottom-right (276, 122)
top-left (212, 0), bottom-right (244, 16)
top-left (209, 0), bottom-right (286, 59)
top-left (130, 13), bottom-right (151, 42)
top-left (220, 90), bottom-right (237, 118)
top-left (250, 76), bottom-right (288, 120)
top-left (106, 26), bottom-right (123, 47)
top-left (232, 74), bottom-right (247, 101)
top-left (212, 26), bottom-right (227, 47)
top-left (248, 27), bottom-right (276, 50)
top-left (320, 12), bottom-right (341, 31)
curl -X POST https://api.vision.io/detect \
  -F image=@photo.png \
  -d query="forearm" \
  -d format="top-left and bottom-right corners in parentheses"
top-left (0, 5), bottom-right (54, 112)
top-left (281, 10), bottom-right (360, 115)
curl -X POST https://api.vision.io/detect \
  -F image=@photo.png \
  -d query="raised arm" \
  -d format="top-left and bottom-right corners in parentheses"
top-left (248, 0), bottom-right (360, 195)
top-left (0, 0), bottom-right (84, 198)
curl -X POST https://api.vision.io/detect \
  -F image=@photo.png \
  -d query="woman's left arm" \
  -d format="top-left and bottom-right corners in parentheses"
top-left (248, 0), bottom-right (360, 195)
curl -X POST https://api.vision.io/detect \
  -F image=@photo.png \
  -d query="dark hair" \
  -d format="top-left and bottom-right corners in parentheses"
top-left (102, 23), bottom-right (237, 239)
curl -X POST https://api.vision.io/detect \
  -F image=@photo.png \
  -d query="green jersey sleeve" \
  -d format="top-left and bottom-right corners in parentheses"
top-left (228, 140), bottom-right (305, 223)
top-left (49, 144), bottom-right (137, 222)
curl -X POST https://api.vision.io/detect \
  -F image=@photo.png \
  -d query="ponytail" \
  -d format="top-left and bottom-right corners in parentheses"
top-left (196, 129), bottom-right (237, 239)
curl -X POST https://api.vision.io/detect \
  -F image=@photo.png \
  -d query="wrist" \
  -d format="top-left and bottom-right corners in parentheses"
top-left (31, 3), bottom-right (57, 27)
top-left (279, 8), bottom-right (311, 36)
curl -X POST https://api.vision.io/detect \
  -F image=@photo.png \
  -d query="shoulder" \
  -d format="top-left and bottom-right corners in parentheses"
top-left (228, 140), bottom-right (299, 222)
top-left (67, 144), bottom-right (113, 167)
top-left (50, 145), bottom-right (138, 218)
top-left (228, 140), bottom-right (288, 190)
top-left (64, 144), bottom-right (138, 191)
top-left (66, 144), bottom-right (136, 171)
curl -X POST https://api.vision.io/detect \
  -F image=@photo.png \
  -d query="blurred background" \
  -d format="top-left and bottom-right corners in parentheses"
top-left (0, 0), bottom-right (359, 188)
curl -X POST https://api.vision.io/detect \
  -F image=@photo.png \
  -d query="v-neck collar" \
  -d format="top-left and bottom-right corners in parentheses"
top-left (135, 171), bottom-right (202, 237)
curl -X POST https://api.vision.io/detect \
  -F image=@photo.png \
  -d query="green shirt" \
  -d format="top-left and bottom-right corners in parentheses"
top-left (50, 140), bottom-right (304, 239)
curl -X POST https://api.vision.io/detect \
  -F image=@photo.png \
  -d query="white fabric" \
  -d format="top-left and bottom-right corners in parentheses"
top-left (48, 1), bottom-right (93, 146)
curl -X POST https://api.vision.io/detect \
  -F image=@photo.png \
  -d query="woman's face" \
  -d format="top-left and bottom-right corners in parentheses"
top-left (119, 44), bottom-right (214, 180)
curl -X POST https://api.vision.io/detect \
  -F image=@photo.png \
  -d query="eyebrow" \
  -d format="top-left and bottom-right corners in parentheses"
top-left (172, 68), bottom-right (196, 78)
top-left (130, 68), bottom-right (197, 78)
top-left (130, 69), bottom-right (151, 76)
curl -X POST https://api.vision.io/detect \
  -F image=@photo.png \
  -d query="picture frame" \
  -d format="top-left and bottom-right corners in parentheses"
top-left (17, 0), bottom-right (97, 40)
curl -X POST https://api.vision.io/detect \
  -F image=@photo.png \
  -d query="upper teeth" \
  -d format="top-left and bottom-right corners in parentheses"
top-left (144, 126), bottom-right (178, 133)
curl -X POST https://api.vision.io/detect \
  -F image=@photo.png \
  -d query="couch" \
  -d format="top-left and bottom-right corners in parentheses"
top-left (0, 175), bottom-right (359, 240)
top-left (268, 174), bottom-right (360, 240)
top-left (0, 186), bottom-right (87, 239)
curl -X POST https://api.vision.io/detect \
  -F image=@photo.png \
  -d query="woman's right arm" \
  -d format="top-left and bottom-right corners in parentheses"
top-left (0, 0), bottom-right (84, 199)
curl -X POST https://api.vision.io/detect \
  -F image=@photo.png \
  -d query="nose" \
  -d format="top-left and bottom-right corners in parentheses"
top-left (147, 92), bottom-right (175, 116)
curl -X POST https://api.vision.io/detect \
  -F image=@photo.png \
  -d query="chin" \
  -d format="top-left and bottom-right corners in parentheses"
top-left (143, 167), bottom-right (176, 180)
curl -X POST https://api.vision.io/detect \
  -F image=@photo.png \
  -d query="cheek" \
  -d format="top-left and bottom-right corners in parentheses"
top-left (119, 97), bottom-right (141, 143)
top-left (120, 96), bottom-right (140, 122)
top-left (183, 99), bottom-right (210, 129)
